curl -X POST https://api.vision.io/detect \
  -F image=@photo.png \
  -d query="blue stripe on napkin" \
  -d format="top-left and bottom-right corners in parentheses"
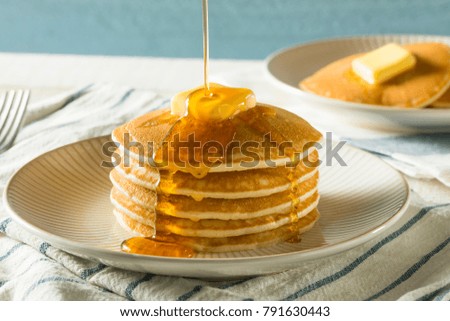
top-left (366, 237), bottom-right (450, 301)
top-left (435, 289), bottom-right (450, 301)
top-left (125, 274), bottom-right (154, 301)
top-left (80, 263), bottom-right (107, 280)
top-left (39, 242), bottom-right (51, 254)
top-left (0, 243), bottom-right (24, 262)
top-left (22, 276), bottom-right (87, 300)
top-left (0, 217), bottom-right (12, 233)
top-left (417, 285), bottom-right (450, 301)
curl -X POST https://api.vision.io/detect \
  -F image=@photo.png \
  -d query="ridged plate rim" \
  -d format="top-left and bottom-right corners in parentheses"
top-left (3, 136), bottom-right (410, 275)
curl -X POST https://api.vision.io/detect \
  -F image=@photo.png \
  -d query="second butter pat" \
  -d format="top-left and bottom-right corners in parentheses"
top-left (351, 43), bottom-right (417, 85)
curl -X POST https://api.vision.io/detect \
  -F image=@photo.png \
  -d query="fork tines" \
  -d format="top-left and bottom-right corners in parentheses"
top-left (0, 90), bottom-right (30, 152)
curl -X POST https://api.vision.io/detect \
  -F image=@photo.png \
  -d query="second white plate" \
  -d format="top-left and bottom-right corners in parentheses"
top-left (265, 34), bottom-right (450, 132)
top-left (4, 136), bottom-right (409, 279)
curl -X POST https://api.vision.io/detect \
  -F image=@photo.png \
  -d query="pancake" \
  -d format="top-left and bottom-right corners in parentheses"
top-left (110, 103), bottom-right (322, 253)
top-left (110, 169), bottom-right (319, 220)
top-left (113, 208), bottom-right (320, 252)
top-left (115, 147), bottom-right (319, 199)
top-left (300, 43), bottom-right (450, 108)
top-left (431, 88), bottom-right (450, 108)
top-left (114, 192), bottom-right (319, 238)
top-left (112, 104), bottom-right (322, 173)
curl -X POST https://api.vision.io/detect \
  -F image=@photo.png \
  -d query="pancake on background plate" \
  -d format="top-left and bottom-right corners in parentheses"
top-left (431, 88), bottom-right (450, 108)
top-left (300, 43), bottom-right (450, 108)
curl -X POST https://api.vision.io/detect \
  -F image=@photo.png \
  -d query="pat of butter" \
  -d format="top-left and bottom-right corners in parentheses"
top-left (170, 84), bottom-right (220, 117)
top-left (351, 43), bottom-right (416, 85)
top-left (171, 83), bottom-right (256, 121)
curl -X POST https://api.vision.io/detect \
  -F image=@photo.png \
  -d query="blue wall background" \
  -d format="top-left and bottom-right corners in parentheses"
top-left (0, 0), bottom-right (449, 59)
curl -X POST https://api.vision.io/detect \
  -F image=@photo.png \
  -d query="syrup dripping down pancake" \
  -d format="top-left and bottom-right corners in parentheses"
top-left (110, 169), bottom-right (319, 220)
top-left (113, 148), bottom-right (319, 199)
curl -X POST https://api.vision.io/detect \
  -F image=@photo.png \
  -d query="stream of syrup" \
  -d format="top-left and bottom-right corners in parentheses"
top-left (202, 0), bottom-right (210, 93)
top-left (120, 0), bottom-right (305, 257)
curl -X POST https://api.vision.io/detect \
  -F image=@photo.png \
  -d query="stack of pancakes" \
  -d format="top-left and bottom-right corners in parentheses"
top-left (300, 42), bottom-right (450, 108)
top-left (110, 105), bottom-right (322, 252)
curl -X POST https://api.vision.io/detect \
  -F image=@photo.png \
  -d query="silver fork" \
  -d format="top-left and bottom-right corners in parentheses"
top-left (0, 90), bottom-right (30, 153)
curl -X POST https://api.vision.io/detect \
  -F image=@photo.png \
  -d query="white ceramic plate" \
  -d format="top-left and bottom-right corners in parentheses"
top-left (266, 35), bottom-right (450, 132)
top-left (4, 136), bottom-right (409, 279)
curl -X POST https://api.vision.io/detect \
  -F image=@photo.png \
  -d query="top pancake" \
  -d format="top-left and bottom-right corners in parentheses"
top-left (112, 103), bottom-right (322, 174)
top-left (300, 43), bottom-right (450, 108)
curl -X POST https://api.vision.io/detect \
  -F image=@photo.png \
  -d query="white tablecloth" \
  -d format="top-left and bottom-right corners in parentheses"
top-left (0, 53), bottom-right (449, 301)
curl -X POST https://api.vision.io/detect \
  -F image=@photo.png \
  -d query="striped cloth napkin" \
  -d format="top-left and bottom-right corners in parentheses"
top-left (0, 84), bottom-right (449, 300)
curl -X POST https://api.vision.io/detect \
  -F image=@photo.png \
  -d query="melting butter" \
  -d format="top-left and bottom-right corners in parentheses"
top-left (171, 83), bottom-right (256, 121)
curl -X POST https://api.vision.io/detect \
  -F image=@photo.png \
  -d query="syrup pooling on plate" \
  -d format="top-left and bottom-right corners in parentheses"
top-left (121, 237), bottom-right (195, 258)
